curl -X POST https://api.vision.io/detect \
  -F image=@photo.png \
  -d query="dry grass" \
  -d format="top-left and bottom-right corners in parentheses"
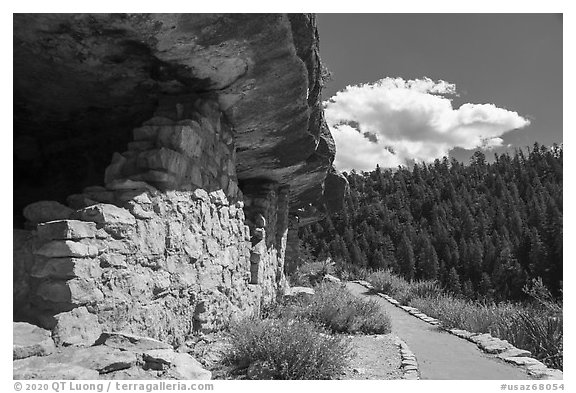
top-left (367, 269), bottom-right (563, 370)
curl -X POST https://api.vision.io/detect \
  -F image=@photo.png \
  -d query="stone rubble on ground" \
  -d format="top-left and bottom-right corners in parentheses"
top-left (13, 325), bottom-right (211, 380)
top-left (13, 322), bottom-right (56, 360)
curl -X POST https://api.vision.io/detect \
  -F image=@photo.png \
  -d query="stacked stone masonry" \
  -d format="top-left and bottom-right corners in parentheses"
top-left (96, 96), bottom-right (239, 201)
top-left (14, 97), bottom-right (290, 348)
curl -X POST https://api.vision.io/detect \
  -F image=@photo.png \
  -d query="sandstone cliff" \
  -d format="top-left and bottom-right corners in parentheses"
top-left (13, 13), bottom-right (346, 379)
top-left (14, 13), bottom-right (346, 226)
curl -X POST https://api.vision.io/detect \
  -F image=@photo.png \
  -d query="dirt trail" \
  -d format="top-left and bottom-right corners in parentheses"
top-left (346, 282), bottom-right (532, 380)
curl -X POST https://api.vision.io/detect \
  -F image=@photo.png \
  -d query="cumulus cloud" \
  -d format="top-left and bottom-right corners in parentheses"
top-left (325, 77), bottom-right (530, 172)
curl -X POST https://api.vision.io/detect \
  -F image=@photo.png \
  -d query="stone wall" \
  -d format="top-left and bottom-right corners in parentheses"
top-left (13, 97), bottom-right (289, 347)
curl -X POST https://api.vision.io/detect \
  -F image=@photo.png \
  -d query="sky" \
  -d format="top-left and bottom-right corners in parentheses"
top-left (316, 14), bottom-right (563, 172)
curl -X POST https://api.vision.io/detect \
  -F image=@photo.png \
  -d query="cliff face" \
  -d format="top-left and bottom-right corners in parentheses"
top-left (13, 13), bottom-right (346, 348)
top-left (14, 13), bottom-right (346, 226)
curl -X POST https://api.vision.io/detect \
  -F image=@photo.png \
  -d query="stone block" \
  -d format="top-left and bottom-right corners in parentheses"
top-left (52, 306), bottom-right (103, 347)
top-left (100, 253), bottom-right (127, 268)
top-left (37, 278), bottom-right (104, 306)
top-left (13, 322), bottom-right (56, 360)
top-left (31, 257), bottom-right (102, 279)
top-left (171, 123), bottom-right (204, 158)
top-left (37, 220), bottom-right (97, 240)
top-left (23, 201), bottom-right (74, 224)
top-left (128, 140), bottom-right (154, 152)
top-left (75, 203), bottom-right (136, 226)
top-left (133, 126), bottom-right (159, 141)
top-left (480, 338), bottom-right (514, 354)
top-left (35, 240), bottom-right (99, 258)
top-left (209, 190), bottom-right (228, 206)
top-left (496, 348), bottom-right (532, 359)
top-left (74, 204), bottom-right (136, 238)
top-left (503, 356), bottom-right (546, 368)
top-left (156, 126), bottom-right (176, 148)
top-left (126, 201), bottom-right (155, 219)
top-left (135, 170), bottom-right (177, 187)
top-left (138, 148), bottom-right (190, 178)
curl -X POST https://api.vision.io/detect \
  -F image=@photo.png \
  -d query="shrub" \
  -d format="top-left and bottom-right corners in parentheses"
top-left (293, 282), bottom-right (392, 334)
top-left (368, 269), bottom-right (443, 304)
top-left (224, 317), bottom-right (353, 379)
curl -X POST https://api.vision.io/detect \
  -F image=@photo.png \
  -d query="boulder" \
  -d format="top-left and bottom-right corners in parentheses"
top-left (13, 322), bottom-right (56, 360)
top-left (16, 345), bottom-right (137, 376)
top-left (54, 345), bottom-right (138, 374)
top-left (37, 220), bottom-right (97, 240)
top-left (23, 201), bottom-right (74, 224)
top-left (52, 306), bottom-right (102, 347)
top-left (144, 350), bottom-right (211, 380)
top-left (13, 359), bottom-right (99, 380)
top-left (97, 332), bottom-right (172, 352)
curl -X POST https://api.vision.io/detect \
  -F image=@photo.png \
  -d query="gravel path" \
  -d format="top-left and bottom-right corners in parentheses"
top-left (346, 282), bottom-right (532, 380)
top-left (340, 334), bottom-right (403, 380)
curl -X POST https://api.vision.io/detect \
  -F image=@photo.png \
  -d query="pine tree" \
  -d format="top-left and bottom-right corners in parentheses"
top-left (397, 233), bottom-right (415, 280)
top-left (299, 144), bottom-right (562, 302)
top-left (447, 267), bottom-right (461, 294)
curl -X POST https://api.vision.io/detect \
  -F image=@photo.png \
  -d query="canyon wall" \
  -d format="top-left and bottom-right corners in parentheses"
top-left (13, 13), bottom-right (346, 347)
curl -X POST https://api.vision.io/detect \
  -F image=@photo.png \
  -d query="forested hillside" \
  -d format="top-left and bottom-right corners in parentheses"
top-left (300, 144), bottom-right (563, 301)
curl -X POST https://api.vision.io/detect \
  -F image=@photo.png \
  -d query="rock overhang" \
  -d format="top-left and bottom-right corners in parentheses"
top-left (13, 13), bottom-right (346, 224)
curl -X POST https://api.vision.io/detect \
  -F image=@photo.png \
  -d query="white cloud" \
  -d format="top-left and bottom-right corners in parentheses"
top-left (325, 77), bottom-right (530, 172)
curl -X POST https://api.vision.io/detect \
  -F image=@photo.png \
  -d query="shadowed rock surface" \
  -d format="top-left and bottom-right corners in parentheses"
top-left (14, 13), bottom-right (345, 227)
top-left (13, 13), bottom-right (346, 380)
